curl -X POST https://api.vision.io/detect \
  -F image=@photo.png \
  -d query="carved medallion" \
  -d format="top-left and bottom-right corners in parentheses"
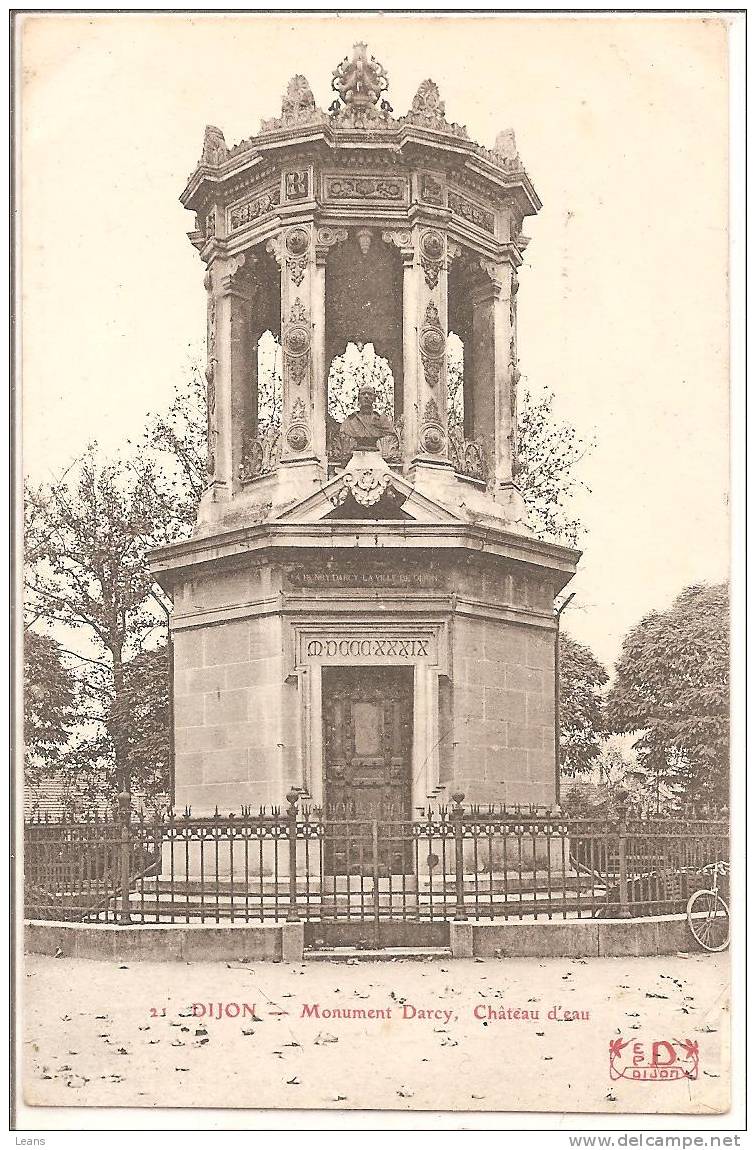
top-left (283, 322), bottom-right (311, 387)
top-left (285, 227), bottom-right (310, 286)
top-left (420, 230), bottom-right (445, 290)
top-left (419, 396), bottom-right (445, 455)
top-left (286, 228), bottom-right (309, 256)
top-left (286, 424), bottom-right (310, 453)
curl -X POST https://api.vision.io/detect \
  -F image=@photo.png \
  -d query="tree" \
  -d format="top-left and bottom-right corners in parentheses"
top-left (445, 338), bottom-right (590, 546)
top-left (23, 446), bottom-right (175, 797)
top-left (517, 387), bottom-right (591, 546)
top-left (109, 645), bottom-right (170, 807)
top-left (23, 630), bottom-right (78, 786)
top-left (605, 583), bottom-right (729, 811)
top-left (559, 632), bottom-right (608, 777)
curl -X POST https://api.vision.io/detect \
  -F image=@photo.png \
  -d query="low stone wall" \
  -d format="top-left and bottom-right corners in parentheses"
top-left (24, 920), bottom-right (305, 963)
top-left (450, 915), bottom-right (698, 959)
top-left (26, 915), bottom-right (699, 962)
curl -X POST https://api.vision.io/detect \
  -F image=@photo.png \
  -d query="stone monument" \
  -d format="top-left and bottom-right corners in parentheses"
top-left (150, 44), bottom-right (580, 821)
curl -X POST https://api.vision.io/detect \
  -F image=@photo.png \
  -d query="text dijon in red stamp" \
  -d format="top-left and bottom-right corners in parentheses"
top-left (609, 1038), bottom-right (700, 1082)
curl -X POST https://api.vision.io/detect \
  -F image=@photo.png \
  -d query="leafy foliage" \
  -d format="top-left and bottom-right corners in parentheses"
top-left (605, 583), bottom-right (729, 810)
top-left (23, 446), bottom-right (174, 796)
top-left (23, 630), bottom-right (78, 785)
top-left (517, 387), bottom-right (592, 547)
top-left (559, 632), bottom-right (608, 777)
top-left (327, 342), bottom-right (395, 421)
top-left (109, 645), bottom-right (170, 806)
top-left (138, 362), bottom-right (207, 538)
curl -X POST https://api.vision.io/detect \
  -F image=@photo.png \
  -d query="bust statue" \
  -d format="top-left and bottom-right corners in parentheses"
top-left (340, 385), bottom-right (395, 452)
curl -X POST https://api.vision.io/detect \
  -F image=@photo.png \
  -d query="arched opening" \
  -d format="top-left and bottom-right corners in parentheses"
top-left (326, 343), bottom-right (400, 464)
top-left (239, 249), bottom-right (282, 481)
top-left (447, 252), bottom-right (488, 482)
top-left (325, 231), bottom-right (403, 446)
top-left (446, 331), bottom-right (464, 432)
top-left (256, 329), bottom-right (283, 431)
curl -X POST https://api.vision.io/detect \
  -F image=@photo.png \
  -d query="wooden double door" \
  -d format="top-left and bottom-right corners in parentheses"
top-left (322, 666), bottom-right (414, 875)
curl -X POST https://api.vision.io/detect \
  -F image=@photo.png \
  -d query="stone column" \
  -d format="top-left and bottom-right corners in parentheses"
top-left (393, 226), bottom-right (453, 478)
top-left (314, 227), bottom-right (348, 465)
top-left (471, 257), bottom-right (526, 514)
top-left (204, 253), bottom-right (250, 501)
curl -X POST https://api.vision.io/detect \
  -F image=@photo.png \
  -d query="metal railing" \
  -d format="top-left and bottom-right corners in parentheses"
top-left (24, 792), bottom-right (729, 931)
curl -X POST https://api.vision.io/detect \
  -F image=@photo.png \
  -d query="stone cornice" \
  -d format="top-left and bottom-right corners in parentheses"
top-left (180, 124), bottom-right (540, 218)
top-left (149, 521), bottom-right (580, 594)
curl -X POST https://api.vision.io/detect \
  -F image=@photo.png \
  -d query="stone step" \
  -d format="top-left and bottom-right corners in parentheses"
top-left (304, 946), bottom-right (453, 962)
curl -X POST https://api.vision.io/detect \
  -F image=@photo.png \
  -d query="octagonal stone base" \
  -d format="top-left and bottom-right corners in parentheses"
top-left (151, 519), bottom-right (578, 818)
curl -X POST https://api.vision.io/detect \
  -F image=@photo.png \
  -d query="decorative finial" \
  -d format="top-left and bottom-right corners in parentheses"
top-left (493, 129), bottom-right (521, 167)
top-left (403, 79), bottom-right (468, 139)
top-left (201, 125), bottom-right (227, 166)
top-left (330, 43), bottom-right (390, 127)
top-left (260, 74), bottom-right (326, 133)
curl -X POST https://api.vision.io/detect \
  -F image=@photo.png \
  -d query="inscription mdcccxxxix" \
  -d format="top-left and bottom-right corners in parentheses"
top-left (306, 638), bottom-right (430, 659)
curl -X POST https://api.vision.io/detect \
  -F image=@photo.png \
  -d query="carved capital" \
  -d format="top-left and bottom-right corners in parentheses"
top-left (382, 229), bottom-right (414, 267)
top-left (265, 236), bottom-right (284, 269)
top-left (315, 226), bottom-right (348, 265)
top-left (217, 252), bottom-right (248, 296)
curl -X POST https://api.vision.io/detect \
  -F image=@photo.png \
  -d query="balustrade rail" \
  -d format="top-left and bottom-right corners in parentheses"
top-left (24, 794), bottom-right (729, 934)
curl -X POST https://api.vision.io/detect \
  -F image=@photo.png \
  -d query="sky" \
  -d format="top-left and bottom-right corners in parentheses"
top-left (18, 14), bottom-right (731, 672)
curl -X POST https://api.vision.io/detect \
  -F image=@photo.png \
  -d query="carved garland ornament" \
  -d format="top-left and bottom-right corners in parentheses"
top-left (419, 301), bottom-right (445, 390)
top-left (229, 186), bottom-right (281, 232)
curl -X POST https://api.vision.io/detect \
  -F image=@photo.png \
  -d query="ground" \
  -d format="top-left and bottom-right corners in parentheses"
top-left (23, 952), bottom-right (729, 1115)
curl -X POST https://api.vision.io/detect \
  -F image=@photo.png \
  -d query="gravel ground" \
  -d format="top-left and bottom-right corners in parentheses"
top-left (23, 951), bottom-right (729, 1114)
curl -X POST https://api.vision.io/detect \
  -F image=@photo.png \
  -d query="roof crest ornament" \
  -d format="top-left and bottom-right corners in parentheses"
top-left (201, 125), bottom-right (228, 166)
top-left (329, 43), bottom-right (393, 128)
top-left (401, 79), bottom-right (468, 139)
top-left (260, 74), bottom-right (328, 133)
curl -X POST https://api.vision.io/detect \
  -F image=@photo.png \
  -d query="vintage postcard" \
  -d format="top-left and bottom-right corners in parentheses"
top-left (13, 10), bottom-right (743, 1134)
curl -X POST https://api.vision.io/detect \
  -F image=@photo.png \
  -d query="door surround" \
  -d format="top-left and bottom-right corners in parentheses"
top-left (288, 618), bottom-right (449, 809)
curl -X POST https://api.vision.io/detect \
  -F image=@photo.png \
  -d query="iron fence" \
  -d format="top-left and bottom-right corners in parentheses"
top-left (23, 793), bottom-right (729, 940)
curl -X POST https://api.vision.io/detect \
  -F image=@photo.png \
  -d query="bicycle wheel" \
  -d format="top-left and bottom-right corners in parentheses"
top-left (686, 890), bottom-right (730, 952)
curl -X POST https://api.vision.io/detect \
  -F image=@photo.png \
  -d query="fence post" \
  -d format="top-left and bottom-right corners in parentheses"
top-left (451, 792), bottom-right (467, 922)
top-left (616, 790), bottom-right (631, 919)
top-left (286, 789), bottom-right (299, 922)
top-left (118, 791), bottom-right (132, 925)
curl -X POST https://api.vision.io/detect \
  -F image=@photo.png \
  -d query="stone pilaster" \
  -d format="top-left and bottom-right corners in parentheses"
top-left (268, 224), bottom-right (318, 467)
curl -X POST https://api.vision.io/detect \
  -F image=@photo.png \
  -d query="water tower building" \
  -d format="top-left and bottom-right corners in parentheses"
top-left (150, 45), bottom-right (580, 821)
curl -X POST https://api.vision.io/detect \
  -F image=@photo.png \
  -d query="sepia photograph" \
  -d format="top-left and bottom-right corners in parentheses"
top-left (13, 10), bottom-right (743, 1133)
